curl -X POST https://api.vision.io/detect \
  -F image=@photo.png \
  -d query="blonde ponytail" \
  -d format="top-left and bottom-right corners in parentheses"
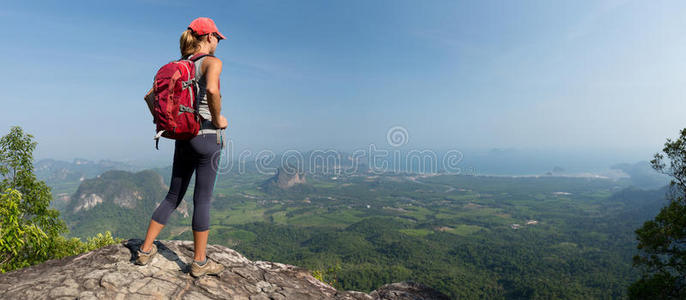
top-left (180, 29), bottom-right (201, 58)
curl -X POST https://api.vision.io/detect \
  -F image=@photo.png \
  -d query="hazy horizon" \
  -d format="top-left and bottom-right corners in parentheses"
top-left (33, 143), bottom-right (661, 178)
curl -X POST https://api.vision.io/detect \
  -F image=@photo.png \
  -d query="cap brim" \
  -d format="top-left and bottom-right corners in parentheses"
top-left (216, 31), bottom-right (226, 40)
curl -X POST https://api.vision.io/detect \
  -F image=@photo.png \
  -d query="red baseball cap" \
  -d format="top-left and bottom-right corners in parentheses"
top-left (188, 17), bottom-right (226, 40)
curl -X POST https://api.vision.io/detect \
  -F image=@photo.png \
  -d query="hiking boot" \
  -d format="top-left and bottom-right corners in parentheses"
top-left (190, 257), bottom-right (225, 278)
top-left (135, 243), bottom-right (158, 266)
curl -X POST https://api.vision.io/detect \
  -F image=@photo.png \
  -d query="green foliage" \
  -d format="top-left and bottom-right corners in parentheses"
top-left (0, 188), bottom-right (48, 272)
top-left (630, 128), bottom-right (686, 298)
top-left (49, 231), bottom-right (124, 259)
top-left (311, 261), bottom-right (342, 288)
top-left (0, 126), bottom-right (123, 273)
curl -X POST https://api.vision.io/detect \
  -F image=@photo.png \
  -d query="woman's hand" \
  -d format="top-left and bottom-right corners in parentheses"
top-left (213, 115), bottom-right (228, 129)
top-left (144, 87), bottom-right (155, 121)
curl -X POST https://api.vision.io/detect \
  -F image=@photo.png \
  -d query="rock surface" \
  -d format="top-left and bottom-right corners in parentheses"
top-left (0, 239), bottom-right (451, 300)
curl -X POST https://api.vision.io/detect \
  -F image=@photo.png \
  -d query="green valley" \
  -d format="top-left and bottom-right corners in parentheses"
top-left (52, 165), bottom-right (667, 299)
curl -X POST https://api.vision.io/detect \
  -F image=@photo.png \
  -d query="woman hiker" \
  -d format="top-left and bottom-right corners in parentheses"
top-left (136, 17), bottom-right (229, 278)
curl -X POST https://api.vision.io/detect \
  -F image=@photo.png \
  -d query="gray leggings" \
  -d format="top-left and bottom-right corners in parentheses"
top-left (152, 133), bottom-right (221, 231)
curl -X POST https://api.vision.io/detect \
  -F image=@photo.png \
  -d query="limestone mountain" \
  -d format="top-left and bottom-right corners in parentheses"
top-left (261, 166), bottom-right (309, 192)
top-left (63, 170), bottom-right (188, 239)
top-left (37, 158), bottom-right (144, 211)
top-left (0, 239), bottom-right (451, 300)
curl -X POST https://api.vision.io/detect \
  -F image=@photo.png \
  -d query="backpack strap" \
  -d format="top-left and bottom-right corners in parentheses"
top-left (184, 53), bottom-right (214, 62)
top-left (154, 130), bottom-right (165, 150)
top-left (193, 53), bottom-right (212, 61)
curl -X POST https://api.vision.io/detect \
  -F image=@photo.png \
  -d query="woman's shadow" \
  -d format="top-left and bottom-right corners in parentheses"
top-left (123, 238), bottom-right (190, 274)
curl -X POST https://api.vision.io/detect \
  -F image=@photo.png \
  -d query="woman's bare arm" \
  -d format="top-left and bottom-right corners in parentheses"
top-left (204, 56), bottom-right (228, 129)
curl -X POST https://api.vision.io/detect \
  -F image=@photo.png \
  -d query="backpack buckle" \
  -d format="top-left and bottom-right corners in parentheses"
top-left (182, 79), bottom-right (196, 89)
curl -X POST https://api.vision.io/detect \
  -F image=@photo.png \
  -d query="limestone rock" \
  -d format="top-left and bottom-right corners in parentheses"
top-left (265, 166), bottom-right (307, 189)
top-left (0, 239), bottom-right (451, 300)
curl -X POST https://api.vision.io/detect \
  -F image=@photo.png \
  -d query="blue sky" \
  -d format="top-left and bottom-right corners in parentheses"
top-left (1, 0), bottom-right (685, 166)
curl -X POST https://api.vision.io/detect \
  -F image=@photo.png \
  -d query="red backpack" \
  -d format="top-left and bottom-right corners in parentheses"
top-left (151, 53), bottom-right (211, 149)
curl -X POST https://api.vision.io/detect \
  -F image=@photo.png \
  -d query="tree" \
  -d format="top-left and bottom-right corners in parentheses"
top-left (0, 126), bottom-right (67, 271)
top-left (0, 126), bottom-right (122, 273)
top-left (630, 128), bottom-right (686, 298)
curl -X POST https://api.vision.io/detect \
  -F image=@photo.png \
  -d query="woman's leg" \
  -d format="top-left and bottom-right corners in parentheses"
top-left (142, 140), bottom-right (196, 252)
top-left (189, 134), bottom-right (221, 261)
top-left (141, 219), bottom-right (165, 252)
top-left (193, 230), bottom-right (209, 261)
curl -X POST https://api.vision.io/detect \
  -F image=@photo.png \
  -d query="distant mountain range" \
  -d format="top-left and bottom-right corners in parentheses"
top-left (36, 158), bottom-right (143, 182)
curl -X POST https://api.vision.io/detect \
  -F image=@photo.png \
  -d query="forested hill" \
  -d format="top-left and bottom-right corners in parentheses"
top-left (61, 170), bottom-right (188, 239)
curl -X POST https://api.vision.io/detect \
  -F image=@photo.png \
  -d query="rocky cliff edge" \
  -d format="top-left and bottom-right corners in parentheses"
top-left (0, 239), bottom-right (451, 300)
